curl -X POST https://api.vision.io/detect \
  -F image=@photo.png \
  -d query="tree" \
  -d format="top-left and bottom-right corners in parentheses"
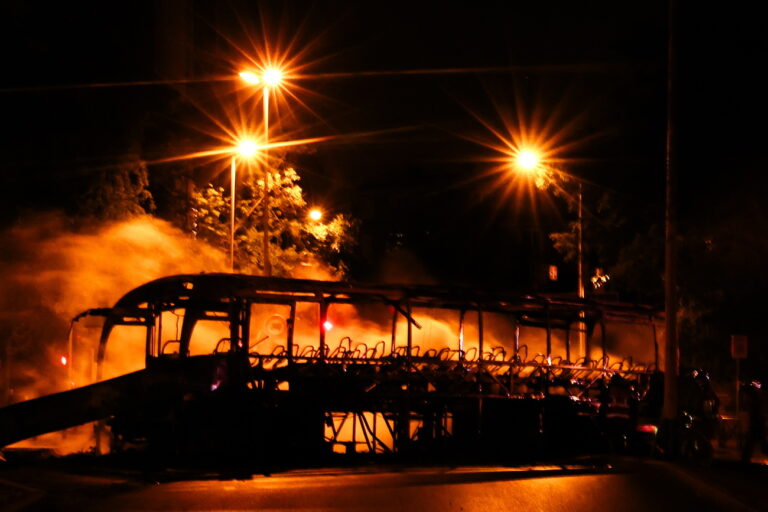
top-left (609, 223), bottom-right (663, 303)
top-left (549, 190), bottom-right (630, 295)
top-left (80, 159), bottom-right (155, 220)
top-left (191, 166), bottom-right (354, 278)
top-left (547, 179), bottom-right (768, 378)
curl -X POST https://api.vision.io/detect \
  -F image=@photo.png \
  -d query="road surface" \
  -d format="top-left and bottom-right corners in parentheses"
top-left (2, 455), bottom-right (767, 512)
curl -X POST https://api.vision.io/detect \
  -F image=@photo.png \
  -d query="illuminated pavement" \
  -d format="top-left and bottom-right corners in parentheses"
top-left (2, 457), bottom-right (767, 512)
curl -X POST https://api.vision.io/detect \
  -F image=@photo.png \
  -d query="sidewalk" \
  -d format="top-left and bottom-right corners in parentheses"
top-left (678, 437), bottom-right (768, 512)
top-left (712, 416), bottom-right (768, 466)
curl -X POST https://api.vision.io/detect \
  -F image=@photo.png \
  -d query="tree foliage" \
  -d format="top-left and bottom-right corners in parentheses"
top-left (80, 160), bottom-right (155, 220)
top-left (191, 166), bottom-right (354, 277)
top-left (548, 190), bottom-right (633, 291)
top-left (546, 176), bottom-right (768, 378)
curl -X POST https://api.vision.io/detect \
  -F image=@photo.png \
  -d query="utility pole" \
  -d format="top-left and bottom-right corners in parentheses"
top-left (577, 183), bottom-right (586, 358)
top-left (2, 338), bottom-right (10, 406)
top-left (662, 0), bottom-right (679, 424)
top-left (262, 87), bottom-right (272, 277)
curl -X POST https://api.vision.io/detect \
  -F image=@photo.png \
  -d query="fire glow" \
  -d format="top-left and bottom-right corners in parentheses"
top-left (0, 214), bottom-right (230, 452)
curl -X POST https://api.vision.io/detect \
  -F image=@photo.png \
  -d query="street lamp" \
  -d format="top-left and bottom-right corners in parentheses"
top-left (513, 149), bottom-right (549, 190)
top-left (240, 66), bottom-right (285, 276)
top-left (262, 68), bottom-right (283, 87)
top-left (513, 149), bottom-right (583, 300)
top-left (512, 149), bottom-right (586, 358)
top-left (515, 150), bottom-right (541, 172)
top-left (230, 138), bottom-right (259, 272)
top-left (238, 71), bottom-right (260, 84)
top-left (308, 208), bottom-right (323, 222)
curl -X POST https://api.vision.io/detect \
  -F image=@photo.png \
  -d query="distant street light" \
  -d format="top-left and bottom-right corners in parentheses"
top-left (308, 208), bottom-right (323, 222)
top-left (230, 138), bottom-right (259, 271)
top-left (241, 67), bottom-right (285, 277)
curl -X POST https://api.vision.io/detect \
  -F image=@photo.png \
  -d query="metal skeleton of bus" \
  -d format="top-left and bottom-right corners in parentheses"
top-left (89, 274), bottom-right (661, 459)
top-left (0, 274), bottom-right (663, 461)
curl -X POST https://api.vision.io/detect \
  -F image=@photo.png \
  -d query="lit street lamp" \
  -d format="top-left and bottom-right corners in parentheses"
top-left (240, 67), bottom-right (284, 277)
top-left (513, 149), bottom-right (586, 358)
top-left (513, 149), bottom-right (583, 301)
top-left (238, 71), bottom-right (260, 84)
top-left (308, 208), bottom-right (323, 222)
top-left (231, 138), bottom-right (259, 272)
top-left (515, 150), bottom-right (540, 173)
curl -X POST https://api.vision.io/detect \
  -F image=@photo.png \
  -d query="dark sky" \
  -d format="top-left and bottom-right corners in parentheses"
top-left (1, 1), bottom-right (766, 291)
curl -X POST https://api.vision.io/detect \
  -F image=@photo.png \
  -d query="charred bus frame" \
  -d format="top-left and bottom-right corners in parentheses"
top-left (87, 274), bottom-right (661, 460)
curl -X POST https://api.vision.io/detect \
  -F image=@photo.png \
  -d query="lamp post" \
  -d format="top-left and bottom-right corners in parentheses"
top-left (240, 67), bottom-right (284, 277)
top-left (514, 150), bottom-right (586, 357)
top-left (576, 181), bottom-right (585, 359)
top-left (231, 139), bottom-right (258, 272)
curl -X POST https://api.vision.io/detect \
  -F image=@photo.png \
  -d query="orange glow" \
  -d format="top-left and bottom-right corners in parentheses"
top-left (236, 138), bottom-right (259, 158)
top-left (137, 30), bottom-right (429, 189)
top-left (142, 134), bottom-right (342, 171)
top-left (240, 68), bottom-right (283, 88)
top-left (239, 71), bottom-right (260, 84)
top-left (515, 149), bottom-right (541, 171)
top-left (308, 208), bottom-right (323, 222)
top-left (136, 27), bottom-right (444, 186)
top-left (60, 356), bottom-right (68, 366)
top-left (225, 18), bottom-right (336, 139)
top-left (513, 148), bottom-right (549, 189)
top-left (459, 86), bottom-right (595, 220)
top-left (262, 67), bottom-right (283, 87)
top-left (128, 15), bottom-right (361, 190)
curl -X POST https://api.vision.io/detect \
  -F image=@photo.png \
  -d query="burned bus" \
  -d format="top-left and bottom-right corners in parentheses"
top-left (1, 273), bottom-right (663, 463)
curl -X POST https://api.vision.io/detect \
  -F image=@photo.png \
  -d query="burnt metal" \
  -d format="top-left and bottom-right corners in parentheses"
top-left (1, 274), bottom-right (663, 463)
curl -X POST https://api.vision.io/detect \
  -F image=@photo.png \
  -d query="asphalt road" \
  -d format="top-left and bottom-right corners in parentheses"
top-left (2, 456), bottom-right (766, 512)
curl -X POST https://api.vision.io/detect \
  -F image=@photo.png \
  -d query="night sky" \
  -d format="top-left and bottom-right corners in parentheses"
top-left (1, 1), bottom-right (766, 302)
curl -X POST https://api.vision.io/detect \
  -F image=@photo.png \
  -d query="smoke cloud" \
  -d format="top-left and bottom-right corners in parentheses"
top-left (0, 212), bottom-right (351, 453)
top-left (0, 213), bottom-right (228, 404)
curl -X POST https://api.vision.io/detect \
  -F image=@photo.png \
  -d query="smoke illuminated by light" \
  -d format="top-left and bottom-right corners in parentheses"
top-left (0, 214), bottom-right (229, 403)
